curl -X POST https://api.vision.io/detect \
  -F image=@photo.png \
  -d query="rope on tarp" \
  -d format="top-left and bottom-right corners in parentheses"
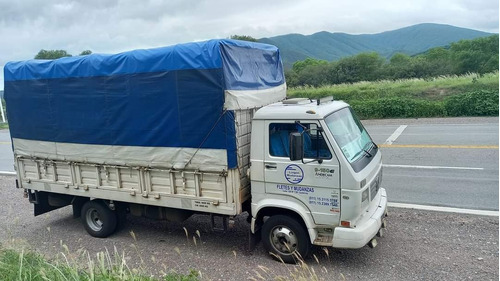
top-left (182, 109), bottom-right (228, 170)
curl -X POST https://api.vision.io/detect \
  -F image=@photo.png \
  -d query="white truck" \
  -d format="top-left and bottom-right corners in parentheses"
top-left (4, 39), bottom-right (387, 263)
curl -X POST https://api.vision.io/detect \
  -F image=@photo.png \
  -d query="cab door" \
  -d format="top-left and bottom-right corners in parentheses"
top-left (264, 121), bottom-right (341, 225)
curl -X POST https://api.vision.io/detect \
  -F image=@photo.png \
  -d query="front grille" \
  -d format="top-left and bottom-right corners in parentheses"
top-left (370, 172), bottom-right (381, 201)
top-left (370, 180), bottom-right (378, 201)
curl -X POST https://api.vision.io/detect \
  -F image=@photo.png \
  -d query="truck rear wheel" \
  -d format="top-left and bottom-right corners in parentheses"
top-left (261, 215), bottom-right (310, 264)
top-left (81, 200), bottom-right (117, 238)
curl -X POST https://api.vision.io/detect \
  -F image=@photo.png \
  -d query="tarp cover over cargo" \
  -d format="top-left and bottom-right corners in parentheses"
top-left (4, 39), bottom-right (286, 171)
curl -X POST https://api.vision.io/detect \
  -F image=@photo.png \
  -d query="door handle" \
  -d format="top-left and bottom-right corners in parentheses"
top-left (265, 163), bottom-right (277, 170)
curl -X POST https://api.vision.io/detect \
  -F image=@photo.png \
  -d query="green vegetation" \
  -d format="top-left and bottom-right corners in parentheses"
top-left (229, 35), bottom-right (258, 42)
top-left (35, 50), bottom-right (72, 60)
top-left (445, 90), bottom-right (499, 117)
top-left (286, 35), bottom-right (499, 87)
top-left (79, 50), bottom-right (93, 56)
top-left (0, 246), bottom-right (338, 281)
top-left (288, 72), bottom-right (499, 119)
top-left (285, 35), bottom-right (499, 119)
top-left (35, 49), bottom-right (92, 59)
top-left (0, 247), bottom-right (198, 281)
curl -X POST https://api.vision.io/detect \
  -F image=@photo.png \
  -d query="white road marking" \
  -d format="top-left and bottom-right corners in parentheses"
top-left (388, 202), bottom-right (498, 217)
top-left (383, 164), bottom-right (484, 171)
top-left (0, 171), bottom-right (16, 176)
top-left (384, 125), bottom-right (407, 145)
top-left (379, 144), bottom-right (498, 149)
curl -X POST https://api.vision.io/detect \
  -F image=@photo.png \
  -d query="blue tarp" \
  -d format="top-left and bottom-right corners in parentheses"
top-left (4, 39), bottom-right (285, 169)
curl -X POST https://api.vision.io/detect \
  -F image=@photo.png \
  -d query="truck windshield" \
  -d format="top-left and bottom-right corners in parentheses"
top-left (325, 107), bottom-right (377, 172)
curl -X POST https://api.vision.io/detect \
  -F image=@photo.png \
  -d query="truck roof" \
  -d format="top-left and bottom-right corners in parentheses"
top-left (254, 98), bottom-right (349, 120)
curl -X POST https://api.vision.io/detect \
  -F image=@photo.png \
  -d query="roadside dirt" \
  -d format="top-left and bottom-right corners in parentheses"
top-left (0, 176), bottom-right (497, 280)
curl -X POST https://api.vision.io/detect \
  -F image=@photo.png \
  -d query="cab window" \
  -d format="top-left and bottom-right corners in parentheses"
top-left (269, 123), bottom-right (332, 159)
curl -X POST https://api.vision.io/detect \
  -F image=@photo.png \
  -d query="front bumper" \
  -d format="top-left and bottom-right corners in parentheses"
top-left (331, 188), bottom-right (387, 248)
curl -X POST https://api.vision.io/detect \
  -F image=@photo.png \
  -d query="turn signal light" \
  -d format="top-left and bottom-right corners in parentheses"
top-left (340, 220), bottom-right (351, 227)
top-left (360, 179), bottom-right (366, 188)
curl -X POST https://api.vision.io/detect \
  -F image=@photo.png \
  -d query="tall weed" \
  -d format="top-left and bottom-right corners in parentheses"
top-left (288, 72), bottom-right (499, 119)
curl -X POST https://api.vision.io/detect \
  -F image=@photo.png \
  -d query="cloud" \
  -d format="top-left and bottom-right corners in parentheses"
top-left (0, 0), bottom-right (498, 90)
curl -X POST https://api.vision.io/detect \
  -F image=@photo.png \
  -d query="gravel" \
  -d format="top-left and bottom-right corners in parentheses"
top-left (0, 175), bottom-right (498, 281)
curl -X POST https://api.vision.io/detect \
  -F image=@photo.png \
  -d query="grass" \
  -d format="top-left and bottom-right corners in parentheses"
top-left (0, 246), bottom-right (341, 281)
top-left (0, 227), bottom-right (339, 281)
top-left (0, 245), bottom-right (199, 281)
top-left (287, 72), bottom-right (499, 102)
top-left (287, 72), bottom-right (499, 119)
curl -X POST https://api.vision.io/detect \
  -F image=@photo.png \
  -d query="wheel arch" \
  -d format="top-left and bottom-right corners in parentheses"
top-left (252, 199), bottom-right (317, 243)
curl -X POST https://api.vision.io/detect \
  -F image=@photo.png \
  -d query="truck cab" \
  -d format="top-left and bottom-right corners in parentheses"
top-left (250, 97), bottom-right (387, 263)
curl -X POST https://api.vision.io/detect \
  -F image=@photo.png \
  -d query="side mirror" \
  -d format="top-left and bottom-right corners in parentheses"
top-left (289, 132), bottom-right (303, 161)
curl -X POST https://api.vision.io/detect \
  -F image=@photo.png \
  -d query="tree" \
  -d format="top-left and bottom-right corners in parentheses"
top-left (284, 69), bottom-right (299, 87)
top-left (421, 47), bottom-right (453, 77)
top-left (450, 35), bottom-right (499, 74)
top-left (286, 34), bottom-right (499, 87)
top-left (292, 58), bottom-right (328, 73)
top-left (330, 56), bottom-right (358, 83)
top-left (295, 63), bottom-right (330, 86)
top-left (35, 49), bottom-right (72, 59)
top-left (229, 35), bottom-right (258, 42)
top-left (386, 53), bottom-right (415, 79)
top-left (79, 50), bottom-right (92, 56)
top-left (328, 53), bottom-right (384, 83)
top-left (351, 52), bottom-right (385, 81)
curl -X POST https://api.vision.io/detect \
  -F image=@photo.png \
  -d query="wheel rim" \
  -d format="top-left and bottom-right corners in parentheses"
top-left (86, 208), bottom-right (103, 232)
top-left (269, 225), bottom-right (298, 255)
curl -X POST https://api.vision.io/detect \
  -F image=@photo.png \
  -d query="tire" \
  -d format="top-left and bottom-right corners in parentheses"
top-left (81, 200), bottom-right (117, 238)
top-left (261, 215), bottom-right (311, 264)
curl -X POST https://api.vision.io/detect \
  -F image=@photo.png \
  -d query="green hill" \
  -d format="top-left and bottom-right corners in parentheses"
top-left (258, 23), bottom-right (494, 68)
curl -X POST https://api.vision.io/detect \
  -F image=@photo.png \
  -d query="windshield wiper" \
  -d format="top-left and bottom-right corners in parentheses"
top-left (350, 141), bottom-right (374, 161)
top-left (351, 141), bottom-right (378, 161)
top-left (361, 141), bottom-right (373, 157)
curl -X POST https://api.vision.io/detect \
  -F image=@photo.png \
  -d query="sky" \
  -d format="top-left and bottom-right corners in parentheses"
top-left (0, 0), bottom-right (498, 90)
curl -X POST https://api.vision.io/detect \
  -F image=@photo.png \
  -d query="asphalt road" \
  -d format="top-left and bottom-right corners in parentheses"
top-left (363, 117), bottom-right (499, 211)
top-left (0, 129), bottom-right (13, 172)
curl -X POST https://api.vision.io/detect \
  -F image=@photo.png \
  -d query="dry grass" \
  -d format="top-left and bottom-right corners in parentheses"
top-left (288, 72), bottom-right (499, 102)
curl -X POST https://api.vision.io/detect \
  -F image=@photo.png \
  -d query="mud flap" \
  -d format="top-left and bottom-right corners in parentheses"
top-left (72, 196), bottom-right (90, 218)
top-left (29, 190), bottom-right (71, 216)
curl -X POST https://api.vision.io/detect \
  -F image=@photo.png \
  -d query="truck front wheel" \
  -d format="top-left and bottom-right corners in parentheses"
top-left (81, 200), bottom-right (117, 238)
top-left (261, 215), bottom-right (311, 263)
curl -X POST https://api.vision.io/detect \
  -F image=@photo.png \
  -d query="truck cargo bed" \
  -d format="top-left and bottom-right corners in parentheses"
top-left (17, 156), bottom-right (242, 215)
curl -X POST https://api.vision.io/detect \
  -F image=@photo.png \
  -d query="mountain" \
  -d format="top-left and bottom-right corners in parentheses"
top-left (258, 23), bottom-right (494, 68)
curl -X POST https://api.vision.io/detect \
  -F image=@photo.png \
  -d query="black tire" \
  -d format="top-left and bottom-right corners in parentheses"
top-left (81, 200), bottom-right (117, 238)
top-left (261, 215), bottom-right (311, 264)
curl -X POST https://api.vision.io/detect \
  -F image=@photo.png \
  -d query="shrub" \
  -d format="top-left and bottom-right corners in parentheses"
top-left (351, 98), bottom-right (446, 119)
top-left (444, 90), bottom-right (499, 116)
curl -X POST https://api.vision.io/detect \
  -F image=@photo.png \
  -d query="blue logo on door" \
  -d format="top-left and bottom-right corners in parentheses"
top-left (284, 164), bottom-right (304, 184)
